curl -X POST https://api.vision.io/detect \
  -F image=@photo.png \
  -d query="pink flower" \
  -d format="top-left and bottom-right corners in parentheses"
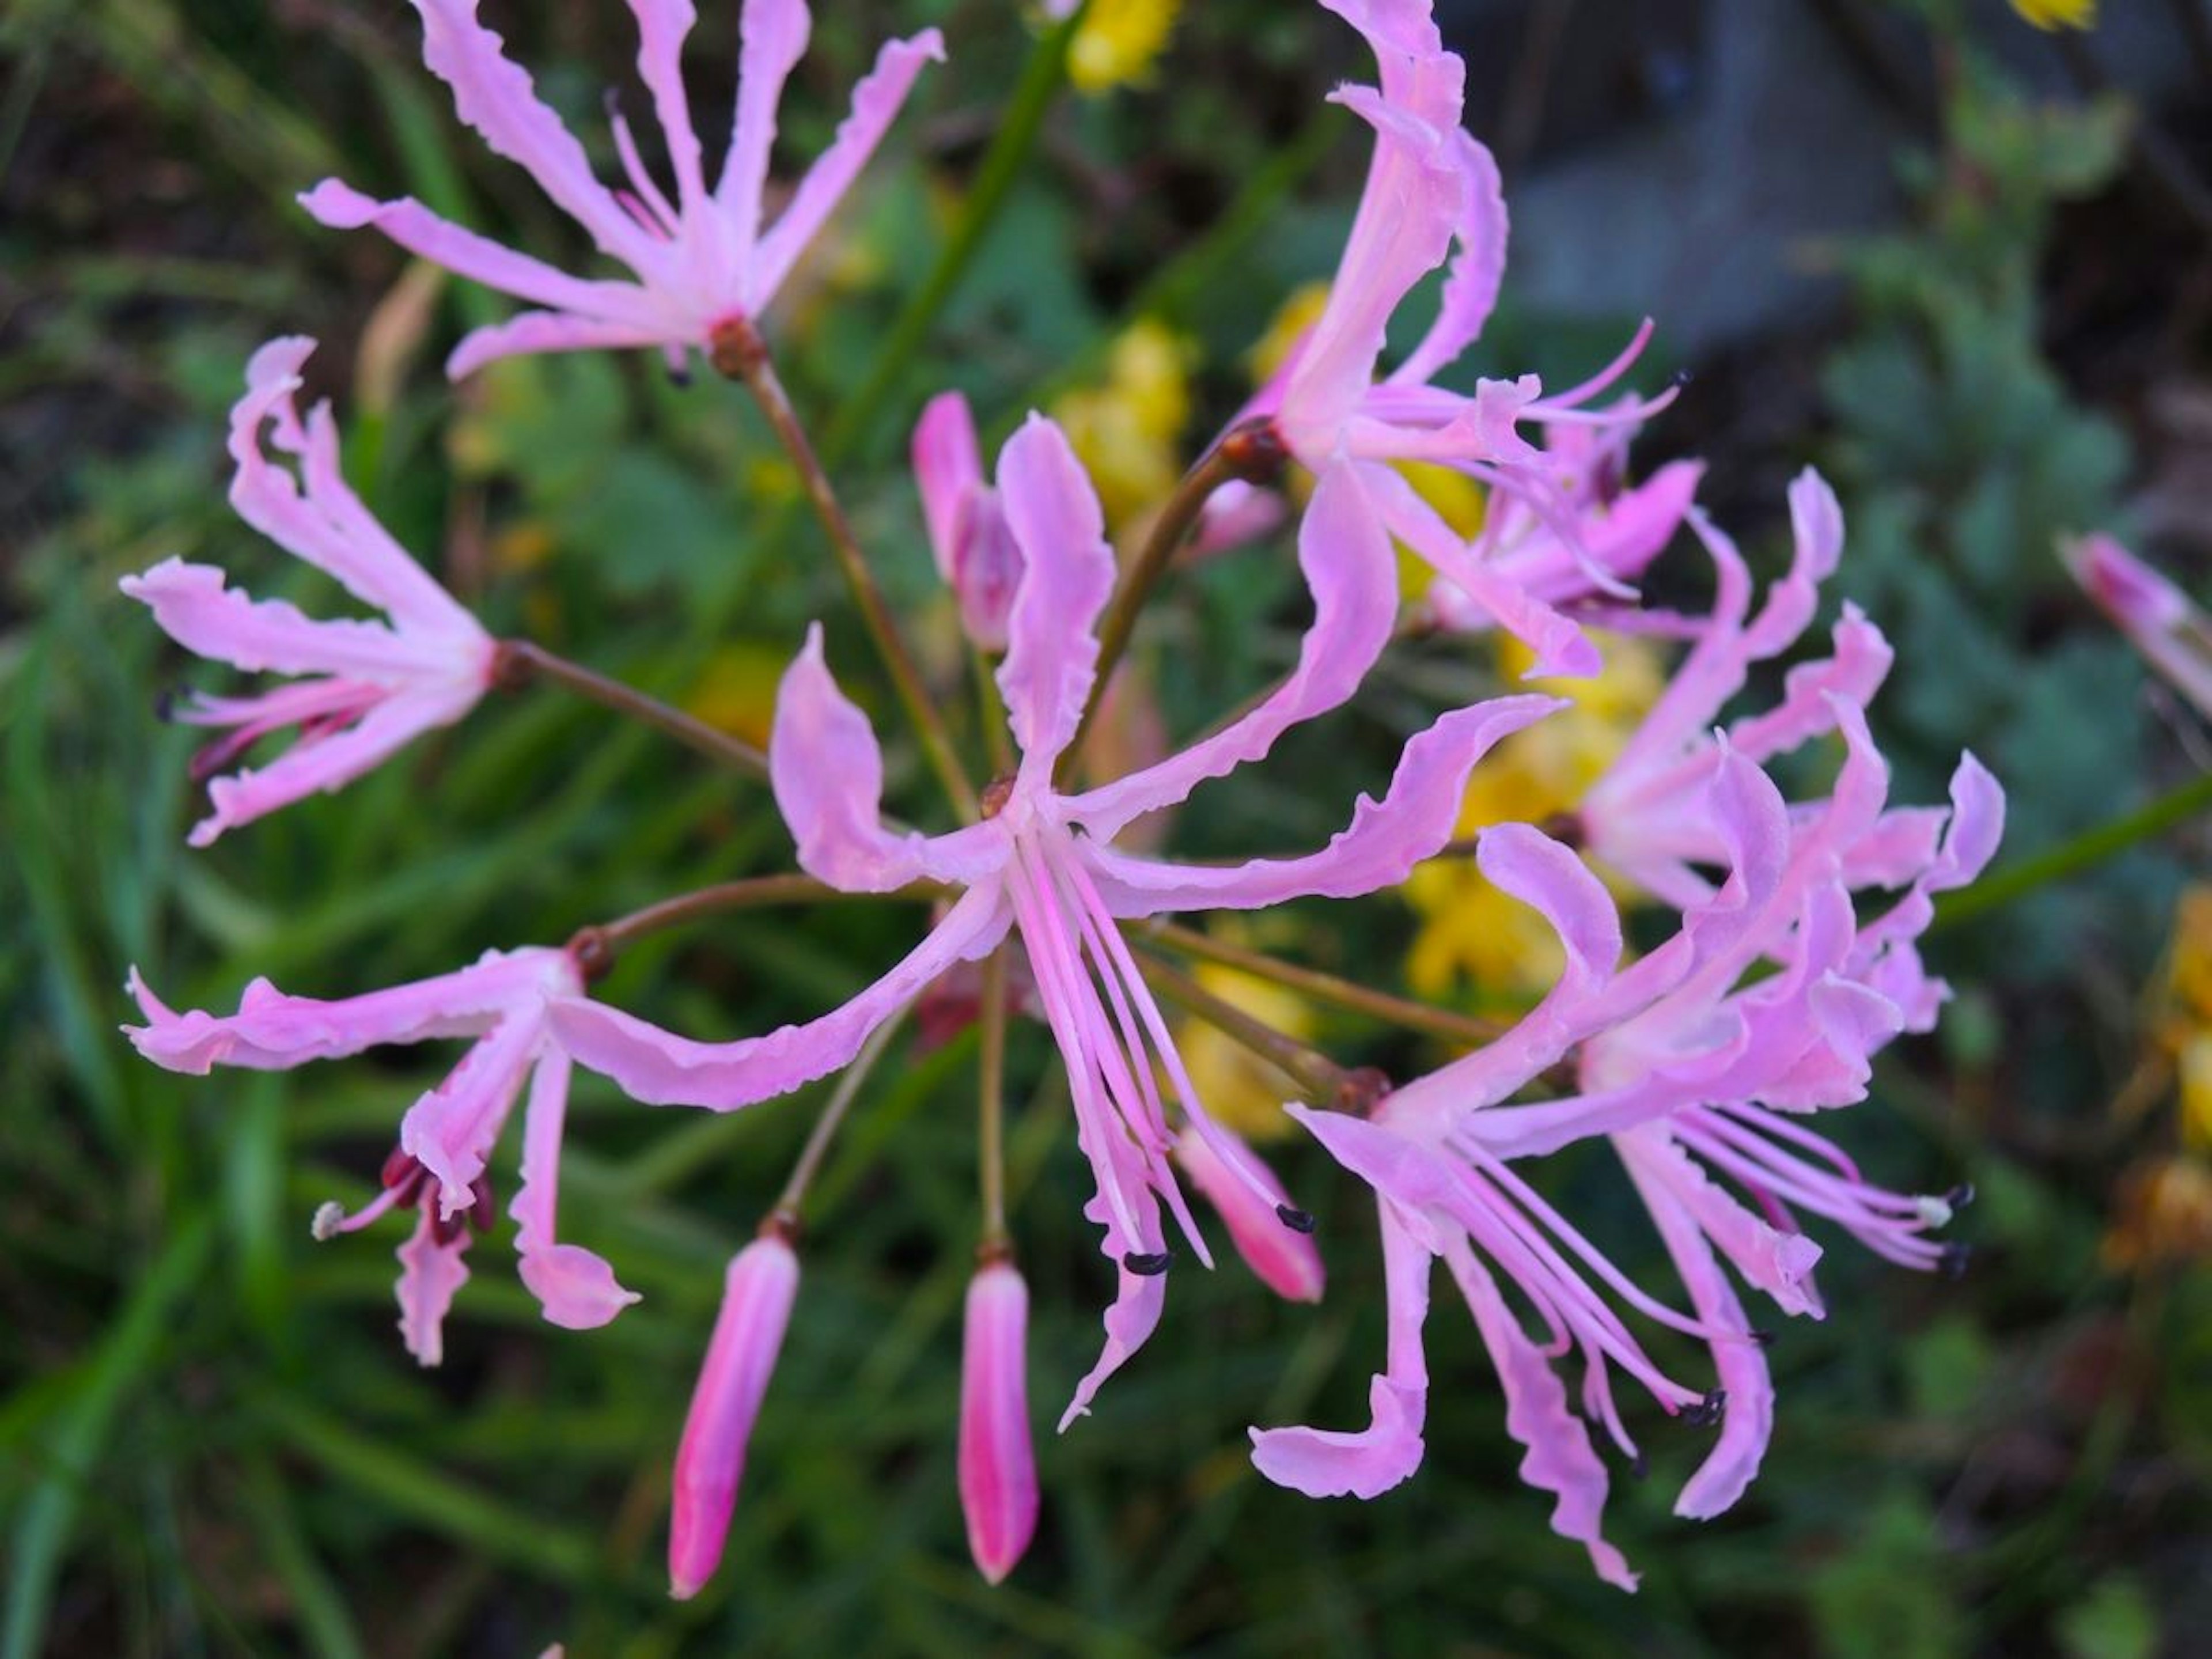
top-left (914, 392), bottom-right (1023, 651)
top-left (670, 1228), bottom-right (800, 1599)
top-left (552, 414), bottom-right (1562, 1421)
top-left (2063, 532), bottom-right (2212, 721)
top-left (959, 1259), bottom-right (1039, 1584)
top-left (124, 945), bottom-right (638, 1363)
top-left (304, 1), bottom-right (944, 379)
top-left (122, 338), bottom-right (494, 847)
top-left (1174, 1126), bottom-right (1325, 1304)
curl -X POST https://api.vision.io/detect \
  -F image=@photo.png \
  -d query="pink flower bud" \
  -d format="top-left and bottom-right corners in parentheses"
top-left (668, 1229), bottom-right (800, 1600)
top-left (958, 1259), bottom-right (1039, 1584)
top-left (913, 392), bottom-right (1025, 652)
top-left (1175, 1128), bottom-right (1325, 1304)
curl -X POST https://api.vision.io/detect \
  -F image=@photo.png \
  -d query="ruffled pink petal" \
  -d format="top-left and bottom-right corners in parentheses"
top-left (1444, 1235), bottom-right (1638, 1590)
top-left (1064, 460), bottom-right (1398, 840)
top-left (122, 559), bottom-right (435, 683)
top-left (411, 0), bottom-right (659, 268)
top-left (1082, 692), bottom-right (1562, 918)
top-left (1390, 126), bottom-right (1508, 388)
top-left (914, 392), bottom-right (984, 586)
top-left (550, 882), bottom-right (1010, 1109)
top-left (396, 1209), bottom-right (474, 1366)
top-left (512, 1050), bottom-right (641, 1328)
top-left (994, 415), bottom-right (1116, 782)
top-left (669, 1232), bottom-right (800, 1599)
top-left (748, 28), bottom-right (946, 307)
top-left (1616, 1125), bottom-right (1822, 1318)
top-left (958, 1261), bottom-right (1039, 1584)
top-left (1175, 1127), bottom-right (1324, 1303)
top-left (397, 1003), bottom-right (544, 1214)
top-left (624, 0), bottom-right (708, 214)
top-left (1248, 1199), bottom-right (1431, 1497)
top-left (717, 0), bottom-right (812, 257)
top-left (1727, 607), bottom-right (1893, 764)
top-left (300, 183), bottom-right (667, 335)
top-left (447, 310), bottom-right (685, 378)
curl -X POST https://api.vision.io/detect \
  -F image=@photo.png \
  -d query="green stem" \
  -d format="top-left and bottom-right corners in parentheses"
top-left (571, 873), bottom-right (945, 970)
top-left (494, 638), bottom-right (767, 778)
top-left (1134, 948), bottom-right (1385, 1115)
top-left (774, 1010), bottom-right (909, 1224)
top-left (978, 948), bottom-right (1010, 1245)
top-left (820, 5), bottom-right (1089, 471)
top-left (1933, 767), bottom-right (2212, 933)
top-left (726, 327), bottom-right (981, 823)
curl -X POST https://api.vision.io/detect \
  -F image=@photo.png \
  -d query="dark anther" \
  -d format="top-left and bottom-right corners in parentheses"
top-left (1123, 1250), bottom-right (1173, 1277)
top-left (1628, 1450), bottom-right (1650, 1481)
top-left (1944, 1182), bottom-right (1976, 1210)
top-left (430, 1203), bottom-right (469, 1246)
top-left (467, 1176), bottom-right (498, 1236)
top-left (1749, 1328), bottom-right (1777, 1347)
top-left (601, 86), bottom-right (624, 120)
top-left (980, 775), bottom-right (1018, 819)
top-left (1219, 419), bottom-right (1291, 486)
top-left (569, 926), bottom-right (616, 984)
top-left (1939, 1242), bottom-right (1973, 1279)
top-left (154, 687), bottom-right (183, 724)
top-left (1681, 1388), bottom-right (1728, 1429)
top-left (1667, 369), bottom-right (1694, 391)
top-left (666, 362), bottom-right (694, 390)
top-left (708, 314), bottom-right (767, 380)
top-left (1275, 1204), bottom-right (1317, 1234)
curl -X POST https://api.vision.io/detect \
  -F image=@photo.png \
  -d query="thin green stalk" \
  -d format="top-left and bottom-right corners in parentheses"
top-left (978, 949), bottom-right (1010, 1245)
top-left (725, 328), bottom-right (981, 823)
top-left (820, 3), bottom-right (1090, 470)
top-left (494, 638), bottom-right (767, 778)
top-left (1134, 948), bottom-right (1387, 1115)
top-left (1933, 767), bottom-right (2212, 933)
top-left (774, 1010), bottom-right (910, 1225)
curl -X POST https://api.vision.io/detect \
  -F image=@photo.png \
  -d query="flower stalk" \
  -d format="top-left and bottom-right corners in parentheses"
top-left (494, 638), bottom-right (768, 778)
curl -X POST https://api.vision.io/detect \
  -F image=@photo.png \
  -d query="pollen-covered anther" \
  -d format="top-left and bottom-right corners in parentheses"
top-left (309, 1201), bottom-right (347, 1243)
top-left (1681, 1388), bottom-right (1729, 1430)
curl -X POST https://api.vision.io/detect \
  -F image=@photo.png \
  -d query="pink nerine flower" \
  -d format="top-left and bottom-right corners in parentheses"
top-left (913, 392), bottom-right (1022, 651)
top-left (124, 946), bottom-right (637, 1364)
top-left (2063, 532), bottom-right (2212, 722)
top-left (670, 1228), bottom-right (800, 1600)
top-left (552, 414), bottom-right (1562, 1421)
top-left (1173, 1126), bottom-right (1326, 1304)
top-left (304, 1), bottom-right (942, 378)
top-left (122, 338), bottom-right (494, 847)
top-left (959, 1258), bottom-right (1040, 1585)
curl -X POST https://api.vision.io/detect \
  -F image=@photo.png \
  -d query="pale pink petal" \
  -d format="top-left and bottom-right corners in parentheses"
top-left (397, 1003), bottom-right (543, 1213)
top-left (1390, 127), bottom-right (1508, 388)
top-left (913, 392), bottom-right (983, 585)
top-left (669, 1232), bottom-right (800, 1599)
top-left (395, 1210), bottom-right (474, 1366)
top-left (1727, 607), bottom-right (1893, 764)
top-left (994, 415), bottom-right (1116, 782)
top-left (300, 182), bottom-right (665, 329)
top-left (770, 623), bottom-right (1010, 890)
top-left (1444, 1235), bottom-right (1638, 1590)
top-left (717, 0), bottom-right (812, 256)
top-left (550, 883), bottom-right (1010, 1109)
top-left (411, 0), bottom-right (658, 267)
top-left (1249, 1199), bottom-right (1431, 1497)
top-left (625, 0), bottom-right (708, 212)
top-left (1064, 459), bottom-right (1398, 840)
top-left (958, 1262), bottom-right (1039, 1584)
top-left (748, 29), bottom-right (946, 308)
top-left (512, 1050), bottom-right (641, 1329)
top-left (1082, 693), bottom-right (1562, 918)
top-left (120, 560), bottom-right (442, 683)
top-left (447, 310), bottom-right (685, 378)
top-left (1616, 1126), bottom-right (1822, 1318)
top-left (1175, 1127), bottom-right (1325, 1303)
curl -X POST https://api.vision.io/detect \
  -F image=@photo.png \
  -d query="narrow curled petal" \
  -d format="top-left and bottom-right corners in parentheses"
top-left (718, 0), bottom-right (813, 252)
top-left (669, 1233), bottom-right (800, 1600)
top-left (1175, 1127), bottom-right (1325, 1303)
top-left (447, 310), bottom-right (680, 379)
top-left (959, 1262), bottom-right (1039, 1585)
top-left (396, 1211), bottom-right (473, 1366)
top-left (1445, 1236), bottom-right (1638, 1591)
top-left (1064, 460), bottom-right (1399, 840)
top-left (550, 884), bottom-right (1011, 1109)
top-left (1391, 127), bottom-right (1508, 388)
top-left (748, 29), bottom-right (946, 306)
top-left (1249, 1199), bottom-right (1430, 1497)
top-left (511, 1051), bottom-right (640, 1328)
top-left (1083, 694), bottom-right (1563, 918)
top-left (914, 392), bottom-right (984, 585)
top-left (995, 415), bottom-right (1116, 781)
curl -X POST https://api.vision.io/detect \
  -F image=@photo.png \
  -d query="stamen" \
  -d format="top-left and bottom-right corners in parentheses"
top-left (1680, 1388), bottom-right (1728, 1429)
top-left (310, 1201), bottom-right (347, 1242)
top-left (1123, 1251), bottom-right (1173, 1277)
top-left (1275, 1204), bottom-right (1317, 1234)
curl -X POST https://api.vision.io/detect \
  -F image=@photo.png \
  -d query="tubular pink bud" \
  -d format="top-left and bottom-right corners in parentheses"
top-left (958, 1259), bottom-right (1039, 1584)
top-left (1175, 1128), bottom-right (1326, 1304)
top-left (668, 1230), bottom-right (800, 1601)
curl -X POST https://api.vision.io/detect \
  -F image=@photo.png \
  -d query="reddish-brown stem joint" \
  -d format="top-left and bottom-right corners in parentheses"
top-left (709, 314), bottom-right (770, 381)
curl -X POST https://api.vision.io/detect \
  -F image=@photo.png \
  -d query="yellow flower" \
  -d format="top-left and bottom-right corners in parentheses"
top-left (1174, 942), bottom-right (1316, 1145)
top-left (2103, 1155), bottom-right (2212, 1269)
top-left (685, 642), bottom-right (791, 752)
top-left (1051, 319), bottom-right (1193, 527)
top-left (1402, 634), bottom-right (1665, 1001)
top-left (1068, 0), bottom-right (1183, 94)
top-left (2009, 0), bottom-right (2097, 29)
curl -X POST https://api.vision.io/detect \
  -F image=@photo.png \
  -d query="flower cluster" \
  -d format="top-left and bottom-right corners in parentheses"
top-left (122, 0), bottom-right (2002, 1605)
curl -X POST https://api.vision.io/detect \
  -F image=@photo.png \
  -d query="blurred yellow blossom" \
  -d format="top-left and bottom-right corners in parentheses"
top-left (2009, 0), bottom-right (2097, 29)
top-left (686, 642), bottom-right (792, 752)
top-left (2104, 1156), bottom-right (2212, 1269)
top-left (1403, 633), bottom-right (1665, 1000)
top-left (1052, 319), bottom-right (1192, 527)
top-left (1175, 942), bottom-right (1315, 1144)
top-left (2103, 885), bottom-right (2212, 1269)
top-left (1069, 0), bottom-right (1183, 94)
